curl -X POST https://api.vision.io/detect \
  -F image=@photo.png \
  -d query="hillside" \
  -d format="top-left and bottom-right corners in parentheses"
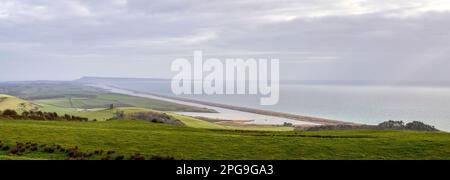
top-left (0, 92), bottom-right (292, 131)
top-left (0, 94), bottom-right (39, 112)
top-left (0, 120), bottom-right (449, 160)
top-left (1, 82), bottom-right (449, 160)
top-left (0, 82), bottom-right (215, 113)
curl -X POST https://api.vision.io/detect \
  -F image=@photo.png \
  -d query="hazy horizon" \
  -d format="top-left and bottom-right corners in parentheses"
top-left (2, 0), bottom-right (450, 83)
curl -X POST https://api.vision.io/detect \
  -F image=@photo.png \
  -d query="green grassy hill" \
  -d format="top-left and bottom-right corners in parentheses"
top-left (0, 82), bottom-right (215, 113)
top-left (1, 82), bottom-right (449, 160)
top-left (0, 120), bottom-right (449, 160)
top-left (0, 92), bottom-right (293, 131)
top-left (0, 94), bottom-right (39, 112)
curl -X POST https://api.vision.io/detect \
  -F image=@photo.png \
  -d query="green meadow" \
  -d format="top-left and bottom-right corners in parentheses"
top-left (1, 82), bottom-right (450, 160)
top-left (0, 120), bottom-right (449, 160)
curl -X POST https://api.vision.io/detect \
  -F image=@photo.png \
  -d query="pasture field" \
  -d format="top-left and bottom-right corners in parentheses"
top-left (0, 94), bottom-right (39, 112)
top-left (0, 120), bottom-right (449, 160)
top-left (0, 82), bottom-right (215, 113)
top-left (1, 82), bottom-right (449, 160)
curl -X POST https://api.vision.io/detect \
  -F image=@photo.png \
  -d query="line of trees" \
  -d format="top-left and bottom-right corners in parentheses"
top-left (297, 120), bottom-right (439, 132)
top-left (0, 109), bottom-right (88, 121)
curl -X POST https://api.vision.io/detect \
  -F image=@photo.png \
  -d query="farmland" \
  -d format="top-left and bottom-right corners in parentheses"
top-left (1, 82), bottom-right (449, 160)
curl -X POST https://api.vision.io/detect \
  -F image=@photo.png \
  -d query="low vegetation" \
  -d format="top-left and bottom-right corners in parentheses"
top-left (1, 82), bottom-right (449, 160)
top-left (298, 120), bottom-right (439, 132)
top-left (0, 120), bottom-right (449, 160)
top-left (115, 111), bottom-right (184, 126)
top-left (0, 82), bottom-right (216, 112)
top-left (0, 109), bottom-right (89, 121)
top-left (0, 140), bottom-right (175, 160)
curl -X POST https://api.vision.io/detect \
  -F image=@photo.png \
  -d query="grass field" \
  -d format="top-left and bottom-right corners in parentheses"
top-left (1, 82), bottom-right (449, 160)
top-left (1, 91), bottom-right (293, 131)
top-left (0, 120), bottom-right (449, 160)
top-left (0, 94), bottom-right (39, 112)
top-left (0, 82), bottom-right (215, 113)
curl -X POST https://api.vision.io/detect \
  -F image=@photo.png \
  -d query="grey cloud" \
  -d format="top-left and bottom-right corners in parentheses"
top-left (1, 0), bottom-right (450, 82)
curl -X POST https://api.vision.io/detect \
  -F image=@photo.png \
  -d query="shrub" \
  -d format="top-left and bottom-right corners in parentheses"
top-left (405, 121), bottom-right (438, 132)
top-left (101, 156), bottom-right (111, 160)
top-left (2, 146), bottom-right (10, 151)
top-left (43, 146), bottom-right (55, 153)
top-left (150, 155), bottom-right (175, 160)
top-left (94, 149), bottom-right (103, 155)
top-left (2, 109), bottom-right (18, 116)
top-left (19, 148), bottom-right (25, 153)
top-left (129, 153), bottom-right (145, 160)
top-left (107, 150), bottom-right (115, 155)
top-left (66, 156), bottom-right (87, 160)
top-left (9, 148), bottom-right (19, 155)
top-left (114, 155), bottom-right (124, 160)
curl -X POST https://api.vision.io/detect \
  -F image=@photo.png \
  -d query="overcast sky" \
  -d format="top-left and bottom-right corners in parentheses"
top-left (1, 0), bottom-right (450, 83)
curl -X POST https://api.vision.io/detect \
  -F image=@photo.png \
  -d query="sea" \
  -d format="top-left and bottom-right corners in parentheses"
top-left (105, 80), bottom-right (450, 131)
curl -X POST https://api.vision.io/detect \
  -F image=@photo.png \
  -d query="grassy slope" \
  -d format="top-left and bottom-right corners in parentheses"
top-left (1, 82), bottom-right (214, 112)
top-left (0, 120), bottom-right (449, 160)
top-left (32, 93), bottom-right (215, 112)
top-left (71, 107), bottom-right (293, 131)
top-left (1, 92), bottom-right (292, 131)
top-left (0, 94), bottom-right (37, 112)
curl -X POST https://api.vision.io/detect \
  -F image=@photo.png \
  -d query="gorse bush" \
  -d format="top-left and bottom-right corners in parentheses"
top-left (0, 109), bottom-right (89, 121)
top-left (0, 140), bottom-right (175, 160)
top-left (298, 120), bottom-right (439, 132)
top-left (117, 111), bottom-right (184, 126)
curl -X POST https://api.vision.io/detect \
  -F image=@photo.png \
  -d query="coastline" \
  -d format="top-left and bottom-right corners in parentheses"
top-left (90, 84), bottom-right (356, 126)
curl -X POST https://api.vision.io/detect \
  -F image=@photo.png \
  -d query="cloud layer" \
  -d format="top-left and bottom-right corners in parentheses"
top-left (1, 0), bottom-right (450, 82)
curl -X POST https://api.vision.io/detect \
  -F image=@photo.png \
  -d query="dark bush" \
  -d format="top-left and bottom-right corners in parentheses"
top-left (378, 120), bottom-right (405, 129)
top-left (120, 112), bottom-right (184, 126)
top-left (9, 148), bottom-right (19, 155)
top-left (67, 147), bottom-right (85, 158)
top-left (114, 155), bottom-right (125, 160)
top-left (298, 120), bottom-right (439, 132)
top-left (67, 156), bottom-right (87, 160)
top-left (2, 109), bottom-right (18, 116)
top-left (107, 150), bottom-right (115, 155)
top-left (129, 153), bottom-right (145, 160)
top-left (101, 156), bottom-right (111, 160)
top-left (150, 155), bottom-right (175, 160)
top-left (405, 121), bottom-right (438, 131)
top-left (94, 149), bottom-right (103, 155)
top-left (43, 146), bottom-right (55, 153)
top-left (2, 146), bottom-right (10, 151)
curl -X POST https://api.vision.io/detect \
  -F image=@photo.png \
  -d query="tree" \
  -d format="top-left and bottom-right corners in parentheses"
top-left (2, 109), bottom-right (18, 116)
top-left (115, 111), bottom-right (125, 119)
top-left (109, 104), bottom-right (114, 110)
top-left (22, 111), bottom-right (30, 117)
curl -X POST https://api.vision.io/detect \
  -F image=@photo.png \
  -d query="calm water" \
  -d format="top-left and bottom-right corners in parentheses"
top-left (108, 81), bottom-right (450, 131)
